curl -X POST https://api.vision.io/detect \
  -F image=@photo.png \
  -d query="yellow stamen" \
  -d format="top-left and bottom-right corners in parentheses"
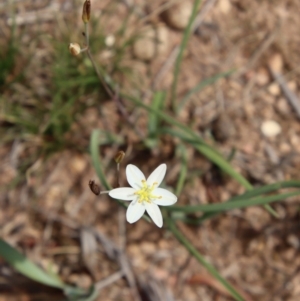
top-left (134, 180), bottom-right (161, 203)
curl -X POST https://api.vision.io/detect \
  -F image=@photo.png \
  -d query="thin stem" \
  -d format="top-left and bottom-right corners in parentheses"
top-left (117, 163), bottom-right (121, 187)
top-left (100, 191), bottom-right (110, 194)
top-left (82, 25), bottom-right (146, 139)
top-left (171, 0), bottom-right (202, 111)
top-left (85, 23), bottom-right (89, 47)
top-left (167, 219), bottom-right (244, 301)
top-left (167, 190), bottom-right (300, 213)
top-left (83, 18), bottom-right (114, 98)
top-left (87, 49), bottom-right (114, 98)
top-left (175, 145), bottom-right (188, 196)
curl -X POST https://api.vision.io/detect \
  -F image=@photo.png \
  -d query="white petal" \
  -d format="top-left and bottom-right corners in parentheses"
top-left (126, 164), bottom-right (146, 189)
top-left (109, 187), bottom-right (136, 201)
top-left (145, 202), bottom-right (163, 228)
top-left (152, 188), bottom-right (177, 206)
top-left (146, 164), bottom-right (166, 187)
top-left (126, 201), bottom-right (146, 224)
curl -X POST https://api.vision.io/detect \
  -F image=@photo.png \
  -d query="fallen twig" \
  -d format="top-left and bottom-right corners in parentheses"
top-left (269, 68), bottom-right (300, 119)
top-left (95, 270), bottom-right (124, 291)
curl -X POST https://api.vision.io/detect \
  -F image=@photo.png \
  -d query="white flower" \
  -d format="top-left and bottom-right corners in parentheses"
top-left (108, 164), bottom-right (177, 228)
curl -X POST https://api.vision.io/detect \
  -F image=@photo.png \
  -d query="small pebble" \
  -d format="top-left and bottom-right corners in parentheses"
top-left (132, 25), bottom-right (169, 61)
top-left (268, 83), bottom-right (280, 96)
top-left (261, 120), bottom-right (282, 137)
top-left (105, 35), bottom-right (115, 47)
top-left (255, 68), bottom-right (270, 86)
top-left (217, 0), bottom-right (231, 14)
top-left (287, 234), bottom-right (300, 249)
top-left (279, 142), bottom-right (291, 154)
top-left (164, 2), bottom-right (193, 30)
top-left (287, 80), bottom-right (297, 91)
top-left (268, 53), bottom-right (284, 73)
top-left (276, 98), bottom-right (290, 117)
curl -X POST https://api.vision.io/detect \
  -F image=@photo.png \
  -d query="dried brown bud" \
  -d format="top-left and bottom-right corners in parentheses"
top-left (82, 0), bottom-right (91, 23)
top-left (69, 43), bottom-right (81, 56)
top-left (114, 151), bottom-right (125, 164)
top-left (89, 180), bottom-right (100, 195)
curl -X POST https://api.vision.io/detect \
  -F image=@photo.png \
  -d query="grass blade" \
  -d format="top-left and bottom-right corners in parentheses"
top-left (175, 144), bottom-right (188, 196)
top-left (145, 91), bottom-right (166, 148)
top-left (171, 0), bottom-right (203, 111)
top-left (90, 129), bottom-right (111, 190)
top-left (64, 284), bottom-right (98, 301)
top-left (158, 127), bottom-right (278, 216)
top-left (0, 239), bottom-right (65, 289)
top-left (186, 180), bottom-right (300, 223)
top-left (148, 91), bottom-right (166, 136)
top-left (167, 190), bottom-right (300, 213)
top-left (177, 70), bottom-right (234, 112)
top-left (167, 219), bottom-right (244, 301)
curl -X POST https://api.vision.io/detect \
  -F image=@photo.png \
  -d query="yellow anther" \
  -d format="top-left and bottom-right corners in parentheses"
top-left (134, 180), bottom-right (161, 204)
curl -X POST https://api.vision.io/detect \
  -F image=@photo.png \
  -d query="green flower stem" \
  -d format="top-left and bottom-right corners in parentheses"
top-left (171, 0), bottom-right (202, 111)
top-left (167, 219), bottom-right (244, 301)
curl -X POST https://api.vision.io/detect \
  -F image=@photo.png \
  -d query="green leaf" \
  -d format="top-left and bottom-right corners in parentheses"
top-left (0, 239), bottom-right (65, 289)
top-left (65, 285), bottom-right (98, 301)
top-left (90, 129), bottom-right (111, 190)
top-left (175, 144), bottom-right (188, 196)
top-left (167, 190), bottom-right (300, 213)
top-left (180, 180), bottom-right (300, 223)
top-left (145, 91), bottom-right (167, 149)
top-left (171, 0), bottom-right (203, 111)
top-left (167, 219), bottom-right (244, 301)
top-left (148, 91), bottom-right (166, 136)
top-left (158, 126), bottom-right (278, 216)
top-left (178, 70), bottom-right (235, 112)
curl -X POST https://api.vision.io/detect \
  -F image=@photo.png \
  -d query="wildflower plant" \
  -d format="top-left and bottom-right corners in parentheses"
top-left (71, 1), bottom-right (300, 300)
top-left (1, 2), bottom-right (300, 301)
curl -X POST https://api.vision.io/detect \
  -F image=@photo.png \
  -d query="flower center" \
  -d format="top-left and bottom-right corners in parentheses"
top-left (135, 180), bottom-right (161, 203)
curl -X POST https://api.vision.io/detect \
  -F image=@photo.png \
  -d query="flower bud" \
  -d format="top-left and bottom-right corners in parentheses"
top-left (82, 0), bottom-right (91, 23)
top-left (114, 151), bottom-right (125, 164)
top-left (69, 43), bottom-right (81, 56)
top-left (89, 180), bottom-right (100, 195)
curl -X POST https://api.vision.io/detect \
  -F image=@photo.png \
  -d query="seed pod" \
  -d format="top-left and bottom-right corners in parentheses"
top-left (89, 180), bottom-right (100, 195)
top-left (114, 151), bottom-right (125, 164)
top-left (69, 43), bottom-right (81, 56)
top-left (82, 0), bottom-right (91, 23)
